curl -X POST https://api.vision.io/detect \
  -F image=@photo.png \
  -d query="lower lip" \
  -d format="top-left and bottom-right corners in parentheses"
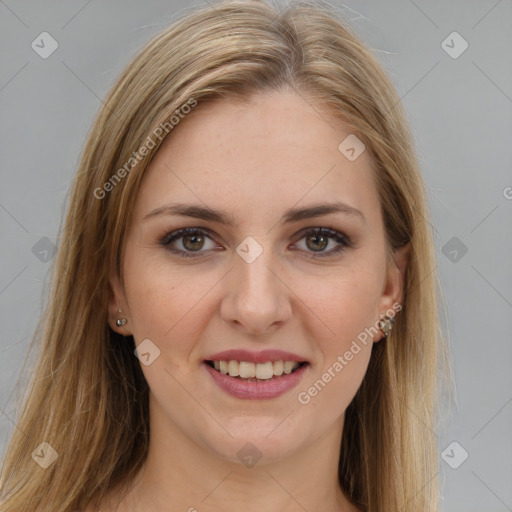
top-left (203, 362), bottom-right (309, 400)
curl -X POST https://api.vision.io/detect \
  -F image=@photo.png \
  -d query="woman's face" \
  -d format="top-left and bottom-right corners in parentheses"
top-left (109, 89), bottom-right (408, 465)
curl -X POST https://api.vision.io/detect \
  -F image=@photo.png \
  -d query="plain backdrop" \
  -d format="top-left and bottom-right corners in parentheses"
top-left (1, 1), bottom-right (511, 511)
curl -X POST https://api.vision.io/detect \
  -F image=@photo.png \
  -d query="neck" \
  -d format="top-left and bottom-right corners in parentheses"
top-left (100, 395), bottom-right (360, 512)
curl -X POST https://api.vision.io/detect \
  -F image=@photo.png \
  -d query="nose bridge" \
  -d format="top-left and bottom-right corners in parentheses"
top-left (222, 234), bottom-right (291, 333)
top-left (235, 234), bottom-right (282, 302)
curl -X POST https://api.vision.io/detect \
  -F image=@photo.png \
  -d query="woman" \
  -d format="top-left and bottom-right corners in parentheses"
top-left (0, 1), bottom-right (450, 510)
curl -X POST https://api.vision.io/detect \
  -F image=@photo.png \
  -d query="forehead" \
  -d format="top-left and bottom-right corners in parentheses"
top-left (133, 90), bottom-right (380, 230)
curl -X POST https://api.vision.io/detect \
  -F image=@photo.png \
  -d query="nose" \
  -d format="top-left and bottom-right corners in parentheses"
top-left (220, 243), bottom-right (292, 336)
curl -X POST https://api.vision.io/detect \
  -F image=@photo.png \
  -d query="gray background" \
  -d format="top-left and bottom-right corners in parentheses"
top-left (1, 1), bottom-right (511, 510)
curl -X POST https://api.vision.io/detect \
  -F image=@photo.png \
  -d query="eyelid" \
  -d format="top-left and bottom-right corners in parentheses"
top-left (159, 226), bottom-right (218, 245)
top-left (159, 225), bottom-right (353, 258)
top-left (291, 226), bottom-right (353, 255)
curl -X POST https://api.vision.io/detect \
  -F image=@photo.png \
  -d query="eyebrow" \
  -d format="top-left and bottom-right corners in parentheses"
top-left (143, 201), bottom-right (366, 226)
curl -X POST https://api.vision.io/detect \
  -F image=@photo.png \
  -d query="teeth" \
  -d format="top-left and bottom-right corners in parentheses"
top-left (239, 361), bottom-right (255, 378)
top-left (255, 361), bottom-right (273, 379)
top-left (283, 361), bottom-right (295, 374)
top-left (228, 360), bottom-right (239, 377)
top-left (273, 360), bottom-right (283, 376)
top-left (210, 360), bottom-right (302, 379)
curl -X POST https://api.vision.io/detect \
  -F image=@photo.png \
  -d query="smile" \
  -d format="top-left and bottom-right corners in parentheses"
top-left (205, 359), bottom-right (307, 380)
top-left (203, 360), bottom-right (310, 399)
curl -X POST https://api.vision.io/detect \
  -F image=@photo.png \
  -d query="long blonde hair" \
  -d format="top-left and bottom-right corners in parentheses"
top-left (0, 1), bottom-right (451, 510)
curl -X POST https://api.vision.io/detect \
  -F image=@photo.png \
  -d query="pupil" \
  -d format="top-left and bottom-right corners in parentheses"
top-left (307, 234), bottom-right (327, 251)
top-left (184, 234), bottom-right (203, 251)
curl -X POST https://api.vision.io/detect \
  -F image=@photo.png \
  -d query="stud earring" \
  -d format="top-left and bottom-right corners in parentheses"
top-left (378, 315), bottom-right (395, 337)
top-left (116, 309), bottom-right (127, 327)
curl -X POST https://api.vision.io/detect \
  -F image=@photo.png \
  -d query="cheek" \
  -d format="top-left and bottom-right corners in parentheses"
top-left (123, 252), bottom-right (219, 358)
top-left (292, 265), bottom-right (382, 407)
top-left (299, 263), bottom-right (383, 346)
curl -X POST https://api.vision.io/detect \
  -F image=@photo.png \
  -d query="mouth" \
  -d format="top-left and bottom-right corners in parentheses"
top-left (203, 358), bottom-right (310, 400)
top-left (204, 359), bottom-right (309, 382)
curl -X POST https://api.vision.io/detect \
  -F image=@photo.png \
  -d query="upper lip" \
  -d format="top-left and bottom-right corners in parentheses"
top-left (204, 349), bottom-right (308, 364)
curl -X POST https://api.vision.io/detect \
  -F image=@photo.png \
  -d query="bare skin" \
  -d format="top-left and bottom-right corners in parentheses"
top-left (89, 88), bottom-right (409, 512)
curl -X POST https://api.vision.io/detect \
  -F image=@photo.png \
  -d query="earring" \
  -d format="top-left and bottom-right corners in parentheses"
top-left (378, 315), bottom-right (395, 337)
top-left (116, 309), bottom-right (127, 327)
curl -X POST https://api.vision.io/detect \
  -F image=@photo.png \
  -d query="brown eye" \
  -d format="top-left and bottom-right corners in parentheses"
top-left (293, 227), bottom-right (353, 258)
top-left (305, 233), bottom-right (329, 252)
top-left (160, 228), bottom-right (218, 257)
top-left (160, 226), bottom-right (353, 259)
top-left (182, 232), bottom-right (205, 252)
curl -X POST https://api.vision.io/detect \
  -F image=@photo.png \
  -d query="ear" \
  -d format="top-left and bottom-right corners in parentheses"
top-left (107, 271), bottom-right (132, 335)
top-left (373, 242), bottom-right (411, 342)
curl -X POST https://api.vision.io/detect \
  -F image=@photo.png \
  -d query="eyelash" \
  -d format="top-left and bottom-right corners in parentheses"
top-left (158, 226), bottom-right (353, 259)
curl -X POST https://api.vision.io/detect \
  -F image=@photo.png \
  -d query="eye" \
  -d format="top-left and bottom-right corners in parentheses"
top-left (159, 226), bottom-right (353, 258)
top-left (292, 227), bottom-right (353, 258)
top-left (159, 227), bottom-right (219, 258)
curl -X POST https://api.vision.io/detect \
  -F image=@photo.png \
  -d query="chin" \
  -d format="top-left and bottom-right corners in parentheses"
top-left (197, 418), bottom-right (310, 466)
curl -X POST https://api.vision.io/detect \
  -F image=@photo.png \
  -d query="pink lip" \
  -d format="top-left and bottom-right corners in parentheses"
top-left (204, 349), bottom-right (308, 364)
top-left (203, 361), bottom-right (309, 400)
